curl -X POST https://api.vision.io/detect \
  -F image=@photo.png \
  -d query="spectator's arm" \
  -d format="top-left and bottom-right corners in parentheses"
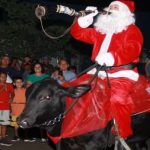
top-left (26, 81), bottom-right (32, 88)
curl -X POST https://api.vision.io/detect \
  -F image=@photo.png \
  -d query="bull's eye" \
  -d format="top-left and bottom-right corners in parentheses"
top-left (46, 95), bottom-right (50, 99)
top-left (40, 95), bottom-right (51, 101)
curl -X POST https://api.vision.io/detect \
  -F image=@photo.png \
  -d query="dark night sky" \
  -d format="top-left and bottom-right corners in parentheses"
top-left (31, 0), bottom-right (150, 12)
top-left (1, 0), bottom-right (150, 50)
top-left (31, 0), bottom-right (150, 49)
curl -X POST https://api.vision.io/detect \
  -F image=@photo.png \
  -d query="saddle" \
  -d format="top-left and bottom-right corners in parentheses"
top-left (49, 74), bottom-right (150, 143)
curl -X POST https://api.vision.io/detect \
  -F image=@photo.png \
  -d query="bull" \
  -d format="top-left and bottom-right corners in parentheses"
top-left (17, 78), bottom-right (150, 150)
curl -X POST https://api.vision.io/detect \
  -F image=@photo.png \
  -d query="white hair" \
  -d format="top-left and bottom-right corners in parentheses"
top-left (94, 6), bottom-right (135, 34)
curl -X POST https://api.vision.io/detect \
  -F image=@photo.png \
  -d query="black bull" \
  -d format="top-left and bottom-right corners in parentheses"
top-left (17, 78), bottom-right (150, 150)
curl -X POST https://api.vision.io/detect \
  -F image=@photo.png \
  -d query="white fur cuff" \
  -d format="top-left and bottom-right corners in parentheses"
top-left (78, 16), bottom-right (93, 28)
top-left (78, 10), bottom-right (98, 28)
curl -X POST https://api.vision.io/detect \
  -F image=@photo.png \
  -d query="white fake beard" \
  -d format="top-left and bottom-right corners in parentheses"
top-left (94, 10), bottom-right (135, 34)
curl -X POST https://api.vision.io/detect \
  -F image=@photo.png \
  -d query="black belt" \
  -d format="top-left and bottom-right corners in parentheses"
top-left (96, 63), bottom-right (137, 71)
top-left (95, 63), bottom-right (137, 88)
top-left (111, 63), bottom-right (137, 70)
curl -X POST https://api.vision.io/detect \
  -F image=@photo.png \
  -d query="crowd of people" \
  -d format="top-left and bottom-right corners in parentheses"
top-left (0, 54), bottom-right (77, 146)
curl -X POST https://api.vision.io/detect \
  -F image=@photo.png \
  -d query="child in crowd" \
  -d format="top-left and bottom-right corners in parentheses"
top-left (0, 72), bottom-right (14, 146)
top-left (11, 77), bottom-right (26, 142)
top-left (51, 58), bottom-right (76, 84)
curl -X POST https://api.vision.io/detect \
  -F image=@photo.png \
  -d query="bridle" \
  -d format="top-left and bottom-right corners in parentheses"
top-left (41, 63), bottom-right (127, 127)
top-left (42, 63), bottom-right (102, 127)
top-left (40, 62), bottom-right (146, 127)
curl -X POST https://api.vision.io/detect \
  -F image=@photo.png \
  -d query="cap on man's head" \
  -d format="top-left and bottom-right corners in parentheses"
top-left (111, 0), bottom-right (135, 12)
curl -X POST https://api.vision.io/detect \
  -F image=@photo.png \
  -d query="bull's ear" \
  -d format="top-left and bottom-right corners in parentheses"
top-left (65, 84), bottom-right (91, 98)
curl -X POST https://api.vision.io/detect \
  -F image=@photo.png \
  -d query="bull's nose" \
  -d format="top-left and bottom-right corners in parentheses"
top-left (18, 119), bottom-right (30, 129)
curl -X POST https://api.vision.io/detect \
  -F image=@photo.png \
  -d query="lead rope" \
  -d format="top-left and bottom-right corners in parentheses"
top-left (64, 64), bottom-right (110, 119)
top-left (113, 119), bottom-right (131, 150)
top-left (41, 63), bottom-right (101, 126)
top-left (64, 63), bottom-right (100, 116)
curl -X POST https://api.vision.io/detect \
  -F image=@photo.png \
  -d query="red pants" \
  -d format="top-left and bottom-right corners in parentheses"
top-left (109, 78), bottom-right (135, 138)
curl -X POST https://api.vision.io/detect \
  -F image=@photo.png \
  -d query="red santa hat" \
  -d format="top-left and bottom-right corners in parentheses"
top-left (110, 0), bottom-right (135, 12)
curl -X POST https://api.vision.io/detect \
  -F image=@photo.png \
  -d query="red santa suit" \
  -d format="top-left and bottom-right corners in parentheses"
top-left (70, 23), bottom-right (143, 137)
top-left (48, 1), bottom-right (149, 143)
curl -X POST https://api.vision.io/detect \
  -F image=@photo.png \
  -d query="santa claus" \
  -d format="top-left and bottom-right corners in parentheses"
top-left (70, 0), bottom-right (143, 138)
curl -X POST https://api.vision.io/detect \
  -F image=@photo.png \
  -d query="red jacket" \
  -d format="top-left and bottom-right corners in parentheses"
top-left (70, 21), bottom-right (143, 65)
top-left (48, 22), bottom-right (147, 143)
top-left (70, 21), bottom-right (143, 81)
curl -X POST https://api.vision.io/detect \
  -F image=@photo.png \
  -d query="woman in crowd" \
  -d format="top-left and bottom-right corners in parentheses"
top-left (25, 62), bottom-right (50, 142)
top-left (26, 62), bottom-right (49, 87)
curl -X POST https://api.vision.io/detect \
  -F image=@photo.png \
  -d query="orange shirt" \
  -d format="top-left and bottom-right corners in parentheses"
top-left (11, 88), bottom-right (26, 116)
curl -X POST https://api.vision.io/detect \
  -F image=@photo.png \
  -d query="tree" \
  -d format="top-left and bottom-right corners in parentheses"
top-left (0, 0), bottom-right (75, 58)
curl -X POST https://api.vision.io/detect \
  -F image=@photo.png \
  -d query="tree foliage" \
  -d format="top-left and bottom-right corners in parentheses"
top-left (0, 0), bottom-right (74, 58)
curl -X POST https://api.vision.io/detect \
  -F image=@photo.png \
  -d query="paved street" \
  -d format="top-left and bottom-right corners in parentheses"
top-left (0, 126), bottom-right (54, 150)
top-left (0, 140), bottom-right (53, 150)
top-left (1, 126), bottom-right (150, 150)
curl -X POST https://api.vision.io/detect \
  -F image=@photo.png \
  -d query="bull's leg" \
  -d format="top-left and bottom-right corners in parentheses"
top-left (114, 138), bottom-right (126, 150)
top-left (56, 141), bottom-right (61, 150)
top-left (56, 139), bottom-right (80, 150)
top-left (129, 140), bottom-right (148, 150)
top-left (114, 139), bottom-right (149, 150)
top-left (47, 139), bottom-right (57, 150)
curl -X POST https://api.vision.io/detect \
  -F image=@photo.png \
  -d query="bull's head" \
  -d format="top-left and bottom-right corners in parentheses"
top-left (17, 78), bottom-right (90, 135)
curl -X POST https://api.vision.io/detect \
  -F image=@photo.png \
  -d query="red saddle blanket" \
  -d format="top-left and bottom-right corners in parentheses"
top-left (48, 75), bottom-right (150, 143)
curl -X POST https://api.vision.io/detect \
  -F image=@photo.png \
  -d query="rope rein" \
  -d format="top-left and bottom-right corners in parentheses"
top-left (42, 63), bottom-right (101, 126)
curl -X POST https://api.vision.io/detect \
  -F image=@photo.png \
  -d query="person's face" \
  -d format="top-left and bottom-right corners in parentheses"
top-left (1, 56), bottom-right (10, 66)
top-left (58, 60), bottom-right (69, 71)
top-left (102, 4), bottom-right (119, 16)
top-left (15, 79), bottom-right (23, 88)
top-left (24, 64), bottom-right (31, 71)
top-left (24, 57), bottom-right (31, 63)
top-left (109, 4), bottom-right (119, 12)
top-left (34, 64), bottom-right (42, 73)
top-left (0, 73), bottom-right (7, 83)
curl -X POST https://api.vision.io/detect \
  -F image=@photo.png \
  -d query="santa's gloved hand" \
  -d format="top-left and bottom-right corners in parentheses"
top-left (95, 52), bottom-right (115, 66)
top-left (78, 6), bottom-right (98, 28)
